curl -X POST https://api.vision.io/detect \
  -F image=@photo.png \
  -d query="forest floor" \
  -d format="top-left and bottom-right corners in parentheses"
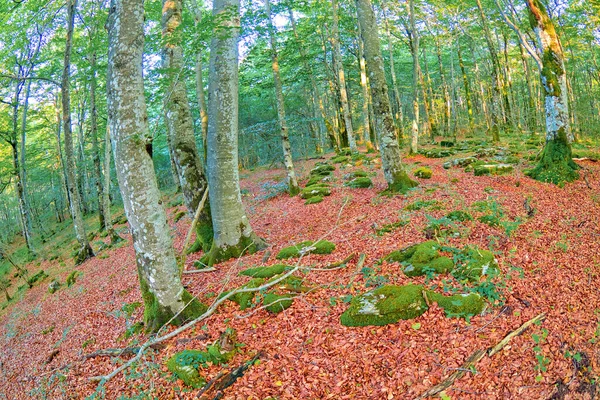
top-left (1, 137), bottom-right (600, 399)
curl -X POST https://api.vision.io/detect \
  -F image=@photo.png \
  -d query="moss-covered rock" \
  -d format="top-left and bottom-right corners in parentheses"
top-left (66, 270), bottom-right (81, 287)
top-left (340, 284), bottom-right (428, 327)
top-left (420, 149), bottom-right (455, 158)
top-left (225, 278), bottom-right (264, 310)
top-left (346, 170), bottom-right (368, 178)
top-left (454, 247), bottom-right (500, 282)
top-left (239, 264), bottom-right (288, 279)
top-left (345, 177), bottom-right (373, 188)
top-left (264, 293), bottom-right (294, 313)
top-left (300, 185), bottom-right (331, 199)
top-left (445, 210), bottom-right (473, 222)
top-left (305, 195), bottom-right (324, 205)
top-left (443, 157), bottom-right (477, 169)
top-left (48, 280), bottom-right (61, 294)
top-left (276, 240), bottom-right (336, 259)
top-left (426, 291), bottom-right (484, 318)
top-left (331, 155), bottom-right (350, 164)
top-left (413, 166), bottom-right (433, 179)
top-left (473, 164), bottom-right (513, 176)
top-left (311, 164), bottom-right (335, 176)
top-left (385, 241), bottom-right (454, 277)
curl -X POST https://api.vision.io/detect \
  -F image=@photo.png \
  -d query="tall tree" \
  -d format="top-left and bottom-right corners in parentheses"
top-left (204, 0), bottom-right (265, 265)
top-left (331, 0), bottom-right (357, 153)
top-left (355, 0), bottom-right (417, 193)
top-left (162, 0), bottom-right (213, 252)
top-left (61, 0), bottom-right (93, 264)
top-left (107, 0), bottom-right (205, 332)
top-left (264, 0), bottom-right (300, 196)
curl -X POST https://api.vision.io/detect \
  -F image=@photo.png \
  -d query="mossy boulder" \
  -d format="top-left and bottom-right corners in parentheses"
top-left (345, 177), bottom-right (373, 188)
top-left (473, 164), bottom-right (513, 176)
top-left (306, 175), bottom-right (331, 187)
top-left (66, 270), bottom-right (81, 287)
top-left (300, 185), bottom-right (331, 199)
top-left (311, 165), bottom-right (335, 176)
top-left (426, 291), bottom-right (485, 318)
top-left (331, 155), bottom-right (350, 164)
top-left (340, 284), bottom-right (428, 327)
top-left (454, 247), bottom-right (500, 282)
top-left (413, 166), bottom-right (433, 179)
top-left (239, 264), bottom-right (288, 279)
top-left (263, 293), bottom-right (294, 313)
top-left (445, 210), bottom-right (473, 222)
top-left (420, 149), bottom-right (455, 158)
top-left (385, 241), bottom-right (454, 277)
top-left (276, 240), bottom-right (336, 259)
top-left (443, 157), bottom-right (477, 169)
top-left (48, 280), bottom-right (61, 294)
top-left (305, 195), bottom-right (324, 205)
top-left (347, 170), bottom-right (368, 178)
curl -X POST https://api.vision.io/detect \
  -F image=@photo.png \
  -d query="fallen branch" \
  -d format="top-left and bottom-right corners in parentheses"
top-left (305, 252), bottom-right (357, 271)
top-left (183, 267), bottom-right (217, 274)
top-left (83, 343), bottom-right (166, 359)
top-left (196, 351), bottom-right (265, 399)
top-left (416, 313), bottom-right (546, 399)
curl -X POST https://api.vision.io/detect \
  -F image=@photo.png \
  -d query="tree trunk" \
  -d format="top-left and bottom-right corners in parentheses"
top-left (107, 0), bottom-right (205, 332)
top-left (457, 39), bottom-right (474, 130)
top-left (408, 0), bottom-right (421, 153)
top-left (356, 0), bottom-right (417, 193)
top-left (331, 0), bottom-right (357, 152)
top-left (102, 126), bottom-right (120, 245)
top-left (162, 0), bottom-right (213, 252)
top-left (265, 0), bottom-right (300, 196)
top-left (356, 22), bottom-right (373, 148)
top-left (382, 4), bottom-right (404, 139)
top-left (19, 79), bottom-right (33, 235)
top-left (525, 0), bottom-right (578, 184)
top-left (89, 50), bottom-right (107, 232)
top-left (433, 35), bottom-right (450, 137)
top-left (61, 0), bottom-right (93, 264)
top-left (204, 0), bottom-right (265, 266)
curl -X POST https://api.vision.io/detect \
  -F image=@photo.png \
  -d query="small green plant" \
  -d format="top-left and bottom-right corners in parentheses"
top-left (360, 266), bottom-right (389, 288)
top-left (532, 327), bottom-right (550, 381)
top-left (423, 214), bottom-right (457, 239)
top-left (405, 199), bottom-right (441, 211)
top-left (374, 218), bottom-right (410, 236)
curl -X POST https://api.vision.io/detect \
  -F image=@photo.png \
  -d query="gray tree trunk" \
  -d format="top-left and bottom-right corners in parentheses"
top-left (356, 0), bottom-right (417, 193)
top-left (265, 0), bottom-right (300, 196)
top-left (89, 50), bottom-right (107, 232)
top-left (61, 0), bottom-right (93, 264)
top-left (331, 0), bottom-right (357, 152)
top-left (162, 0), bottom-right (213, 252)
top-left (102, 125), bottom-right (120, 245)
top-left (107, 0), bottom-right (205, 332)
top-left (204, 0), bottom-right (265, 266)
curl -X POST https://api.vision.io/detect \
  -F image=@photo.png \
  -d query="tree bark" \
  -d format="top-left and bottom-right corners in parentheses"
top-left (204, 0), bottom-right (265, 265)
top-left (107, 0), bottom-right (205, 332)
top-left (265, 0), bottom-right (300, 196)
top-left (162, 0), bottom-right (213, 252)
top-left (61, 0), bottom-right (93, 264)
top-left (356, 22), bottom-right (373, 149)
top-left (89, 50), bottom-right (107, 232)
top-left (356, 0), bottom-right (417, 193)
top-left (331, 0), bottom-right (357, 152)
top-left (525, 0), bottom-right (578, 184)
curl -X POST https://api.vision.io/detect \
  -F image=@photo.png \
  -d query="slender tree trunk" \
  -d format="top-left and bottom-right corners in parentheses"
top-left (519, 40), bottom-right (537, 133)
top-left (107, 0), bottom-right (205, 332)
top-left (265, 0), bottom-right (300, 196)
top-left (382, 4), bottom-right (404, 139)
top-left (408, 0), bottom-right (421, 153)
top-left (457, 39), bottom-right (474, 130)
top-left (19, 79), bottom-right (33, 234)
top-left (356, 0), bottom-right (417, 193)
top-left (54, 92), bottom-right (69, 220)
top-left (525, 0), bottom-right (578, 184)
top-left (475, 0), bottom-right (501, 142)
top-left (204, 0), bottom-right (265, 265)
top-left (102, 126), bottom-right (120, 244)
top-left (356, 22), bottom-right (373, 149)
top-left (331, 0), bottom-right (357, 152)
top-left (61, 0), bottom-right (93, 264)
top-left (162, 0), bottom-right (213, 252)
top-left (89, 50), bottom-right (107, 231)
top-left (190, 2), bottom-right (209, 160)
top-left (434, 35), bottom-right (450, 136)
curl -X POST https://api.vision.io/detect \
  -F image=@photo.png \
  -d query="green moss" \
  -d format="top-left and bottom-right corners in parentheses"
top-left (426, 291), bottom-right (484, 318)
top-left (385, 241), bottom-right (454, 277)
top-left (173, 210), bottom-right (186, 223)
top-left (478, 214), bottom-right (501, 227)
top-left (526, 138), bottom-right (579, 185)
top-left (166, 341), bottom-right (234, 389)
top-left (413, 166), bottom-right (433, 179)
top-left (348, 170), bottom-right (368, 178)
top-left (263, 293), bottom-right (294, 313)
top-left (473, 164), bottom-right (514, 176)
top-left (374, 218), bottom-right (410, 236)
top-left (385, 172), bottom-right (418, 194)
top-left (345, 177), bottom-right (373, 188)
top-left (201, 232), bottom-right (265, 266)
top-left (446, 210), bottom-right (473, 222)
top-left (239, 264), bottom-right (288, 279)
top-left (404, 199), bottom-right (441, 211)
top-left (187, 219), bottom-right (214, 254)
top-left (225, 278), bottom-right (264, 310)
top-left (340, 284), bottom-right (428, 327)
top-left (66, 270), bottom-right (80, 287)
top-left (300, 185), bottom-right (331, 199)
top-left (276, 240), bottom-right (336, 259)
top-left (27, 270), bottom-right (49, 286)
top-left (306, 175), bottom-right (329, 186)
top-left (311, 165), bottom-right (335, 176)
top-left (48, 280), bottom-right (61, 294)
top-left (419, 149), bottom-right (455, 158)
top-left (305, 195), bottom-right (324, 205)
top-left (331, 155), bottom-right (350, 164)
top-left (454, 247), bottom-right (500, 282)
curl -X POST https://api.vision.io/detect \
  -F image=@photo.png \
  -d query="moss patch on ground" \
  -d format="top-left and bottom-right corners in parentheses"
top-left (413, 166), bottom-right (433, 179)
top-left (426, 291), bottom-right (485, 318)
top-left (239, 264), bottom-right (288, 279)
top-left (276, 240), bottom-right (336, 259)
top-left (345, 177), bottom-right (373, 188)
top-left (340, 284), bottom-right (428, 327)
top-left (385, 241), bottom-right (454, 277)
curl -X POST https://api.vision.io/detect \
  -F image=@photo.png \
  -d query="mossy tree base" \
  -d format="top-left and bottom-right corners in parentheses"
top-left (73, 244), bottom-right (94, 265)
top-left (385, 173), bottom-right (418, 194)
top-left (187, 219), bottom-right (214, 254)
top-left (526, 139), bottom-right (579, 185)
top-left (201, 234), bottom-right (266, 267)
top-left (141, 285), bottom-right (208, 333)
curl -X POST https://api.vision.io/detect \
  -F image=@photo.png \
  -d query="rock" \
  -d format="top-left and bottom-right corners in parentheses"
top-left (276, 240), bottom-right (336, 259)
top-left (413, 166), bottom-right (433, 179)
top-left (473, 164), bottom-right (513, 176)
top-left (443, 157), bottom-right (477, 169)
top-left (305, 195), bottom-right (324, 205)
top-left (340, 284), bottom-right (428, 327)
top-left (48, 280), bottom-right (61, 294)
top-left (300, 185), bottom-right (331, 199)
top-left (345, 177), bottom-right (373, 188)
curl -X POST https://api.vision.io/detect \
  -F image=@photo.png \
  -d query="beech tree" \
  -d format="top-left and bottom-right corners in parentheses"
top-left (356, 0), bottom-right (417, 193)
top-left (204, 0), bottom-right (265, 265)
top-left (107, 0), bottom-right (205, 331)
